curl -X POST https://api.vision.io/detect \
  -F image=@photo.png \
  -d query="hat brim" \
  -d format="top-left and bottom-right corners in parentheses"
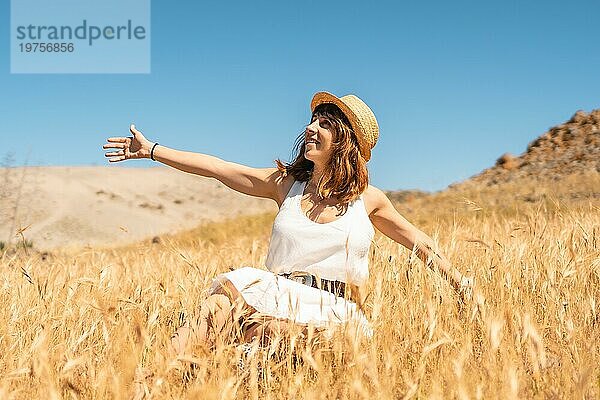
top-left (311, 92), bottom-right (359, 131)
top-left (310, 91), bottom-right (372, 161)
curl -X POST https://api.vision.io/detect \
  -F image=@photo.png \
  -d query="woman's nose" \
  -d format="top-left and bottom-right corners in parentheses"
top-left (306, 120), bottom-right (319, 133)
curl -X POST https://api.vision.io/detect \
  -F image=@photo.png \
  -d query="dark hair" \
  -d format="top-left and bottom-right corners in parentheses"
top-left (275, 103), bottom-right (369, 210)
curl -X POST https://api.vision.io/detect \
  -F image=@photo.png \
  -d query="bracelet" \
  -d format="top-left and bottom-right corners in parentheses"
top-left (150, 143), bottom-right (159, 161)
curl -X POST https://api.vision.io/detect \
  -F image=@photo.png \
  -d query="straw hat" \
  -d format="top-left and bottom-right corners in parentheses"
top-left (310, 91), bottom-right (379, 161)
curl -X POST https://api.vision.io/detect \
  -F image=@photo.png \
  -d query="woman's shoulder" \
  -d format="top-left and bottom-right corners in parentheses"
top-left (273, 173), bottom-right (298, 207)
top-left (361, 184), bottom-right (390, 216)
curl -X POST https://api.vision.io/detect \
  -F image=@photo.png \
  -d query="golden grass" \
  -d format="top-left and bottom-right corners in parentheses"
top-left (0, 174), bottom-right (599, 399)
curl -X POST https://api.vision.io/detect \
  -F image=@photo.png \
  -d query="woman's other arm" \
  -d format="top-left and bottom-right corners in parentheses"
top-left (364, 185), bottom-right (469, 292)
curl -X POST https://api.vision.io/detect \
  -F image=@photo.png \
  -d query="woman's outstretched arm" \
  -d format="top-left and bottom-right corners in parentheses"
top-left (103, 124), bottom-right (282, 203)
top-left (364, 185), bottom-right (471, 294)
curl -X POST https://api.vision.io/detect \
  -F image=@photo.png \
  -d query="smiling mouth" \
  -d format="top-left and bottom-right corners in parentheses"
top-left (305, 139), bottom-right (319, 145)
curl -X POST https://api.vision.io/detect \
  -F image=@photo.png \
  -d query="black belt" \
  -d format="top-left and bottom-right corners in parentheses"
top-left (278, 272), bottom-right (346, 298)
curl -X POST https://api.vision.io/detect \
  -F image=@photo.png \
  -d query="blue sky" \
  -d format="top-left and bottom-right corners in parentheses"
top-left (1, 0), bottom-right (599, 191)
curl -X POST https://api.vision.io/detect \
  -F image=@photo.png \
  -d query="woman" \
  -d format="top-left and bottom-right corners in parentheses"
top-left (103, 92), bottom-right (472, 353)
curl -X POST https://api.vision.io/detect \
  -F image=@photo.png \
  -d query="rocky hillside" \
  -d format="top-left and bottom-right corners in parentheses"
top-left (462, 109), bottom-right (600, 187)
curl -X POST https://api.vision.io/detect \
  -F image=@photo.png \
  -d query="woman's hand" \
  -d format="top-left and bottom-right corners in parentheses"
top-left (103, 124), bottom-right (153, 162)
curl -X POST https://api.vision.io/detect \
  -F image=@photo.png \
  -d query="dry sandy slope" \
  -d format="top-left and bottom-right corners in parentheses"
top-left (0, 166), bottom-right (277, 250)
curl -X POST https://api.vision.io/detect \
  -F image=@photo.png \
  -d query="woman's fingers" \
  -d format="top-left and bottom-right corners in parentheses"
top-left (102, 143), bottom-right (125, 149)
top-left (103, 137), bottom-right (132, 154)
top-left (103, 137), bottom-right (130, 150)
top-left (104, 137), bottom-right (128, 161)
top-left (106, 137), bottom-right (128, 143)
top-left (103, 129), bottom-right (140, 164)
top-left (105, 150), bottom-right (126, 161)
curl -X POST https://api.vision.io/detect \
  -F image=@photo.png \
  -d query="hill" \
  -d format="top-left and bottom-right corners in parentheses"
top-left (0, 166), bottom-right (276, 250)
top-left (459, 109), bottom-right (600, 187)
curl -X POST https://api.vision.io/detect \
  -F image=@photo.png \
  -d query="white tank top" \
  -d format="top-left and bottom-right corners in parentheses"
top-left (265, 179), bottom-right (375, 286)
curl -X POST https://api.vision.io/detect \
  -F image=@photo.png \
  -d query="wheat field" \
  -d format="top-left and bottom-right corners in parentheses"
top-left (1, 174), bottom-right (598, 399)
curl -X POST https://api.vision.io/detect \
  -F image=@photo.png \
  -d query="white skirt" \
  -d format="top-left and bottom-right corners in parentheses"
top-left (210, 266), bottom-right (372, 338)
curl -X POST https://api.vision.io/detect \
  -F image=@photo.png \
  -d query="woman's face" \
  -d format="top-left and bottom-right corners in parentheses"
top-left (304, 114), bottom-right (335, 165)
